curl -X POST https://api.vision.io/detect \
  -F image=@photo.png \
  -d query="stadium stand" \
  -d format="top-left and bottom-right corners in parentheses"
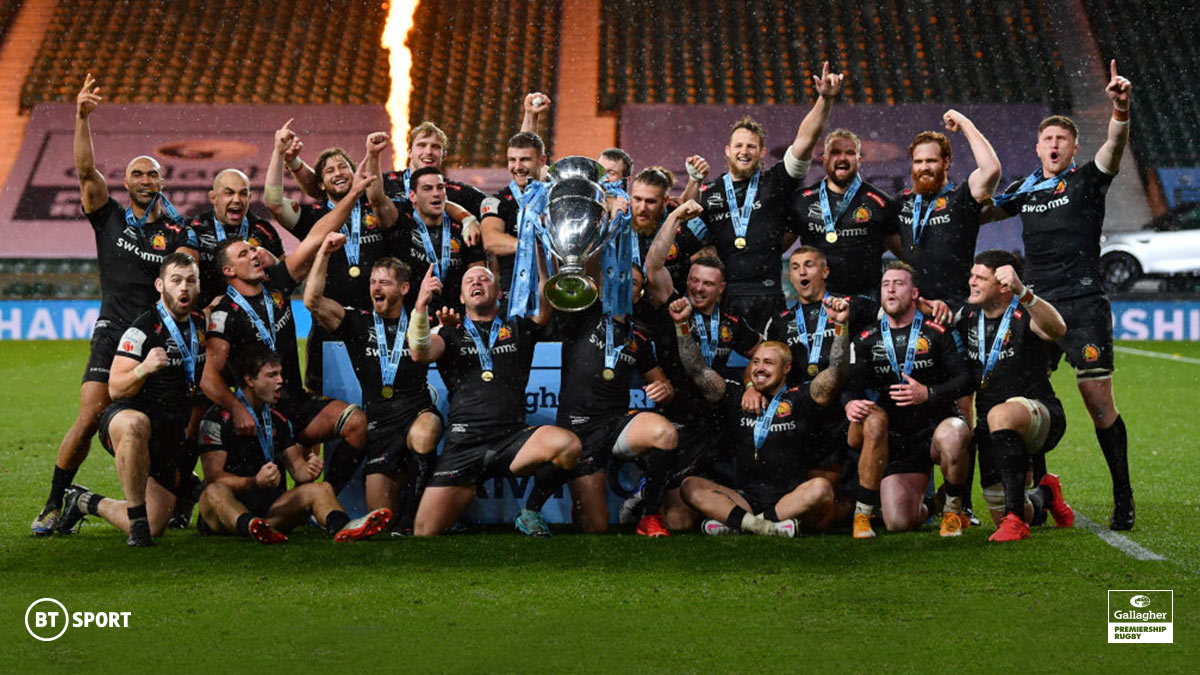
top-left (0, 0), bottom-right (24, 47)
top-left (1084, 0), bottom-right (1200, 168)
top-left (599, 0), bottom-right (1070, 111)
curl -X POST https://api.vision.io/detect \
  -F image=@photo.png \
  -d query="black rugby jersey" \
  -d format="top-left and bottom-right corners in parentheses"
top-left (88, 197), bottom-right (198, 325)
top-left (790, 179), bottom-right (898, 297)
top-left (436, 315), bottom-right (543, 446)
top-left (293, 197), bottom-right (391, 309)
top-left (330, 307), bottom-right (432, 415)
top-left (190, 210), bottom-right (285, 308)
top-left (719, 381), bottom-right (822, 491)
top-left (894, 183), bottom-right (983, 307)
top-left (764, 296), bottom-right (878, 386)
top-left (697, 161), bottom-right (802, 293)
top-left (199, 403), bottom-right (294, 479)
top-left (845, 316), bottom-right (972, 433)
top-left (390, 211), bottom-right (485, 312)
top-left (114, 306), bottom-right (207, 417)
top-left (207, 262), bottom-right (302, 398)
top-left (554, 305), bottom-right (658, 427)
top-left (994, 161), bottom-right (1114, 300)
top-left (955, 304), bottom-right (1059, 417)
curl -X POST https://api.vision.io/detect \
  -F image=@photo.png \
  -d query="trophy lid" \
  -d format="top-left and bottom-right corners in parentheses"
top-left (548, 156), bottom-right (605, 184)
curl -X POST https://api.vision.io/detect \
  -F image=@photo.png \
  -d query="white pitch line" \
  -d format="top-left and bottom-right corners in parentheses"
top-left (1115, 345), bottom-right (1200, 365)
top-left (1075, 512), bottom-right (1166, 561)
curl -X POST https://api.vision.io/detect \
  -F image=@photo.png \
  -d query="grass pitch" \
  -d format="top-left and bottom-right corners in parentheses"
top-left (1, 339), bottom-right (1197, 672)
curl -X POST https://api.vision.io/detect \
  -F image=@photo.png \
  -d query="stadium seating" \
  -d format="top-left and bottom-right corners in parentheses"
top-left (599, 0), bottom-right (1070, 111)
top-left (0, 258), bottom-right (99, 299)
top-left (0, 0), bottom-right (23, 48)
top-left (1084, 0), bottom-right (1200, 168)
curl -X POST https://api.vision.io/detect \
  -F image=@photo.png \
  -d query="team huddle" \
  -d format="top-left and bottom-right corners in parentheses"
top-left (30, 60), bottom-right (1136, 546)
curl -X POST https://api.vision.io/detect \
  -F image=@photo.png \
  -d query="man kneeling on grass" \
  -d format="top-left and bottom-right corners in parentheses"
top-left (195, 345), bottom-right (391, 543)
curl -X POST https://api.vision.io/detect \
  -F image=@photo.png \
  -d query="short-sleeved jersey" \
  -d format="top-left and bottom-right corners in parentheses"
top-left (390, 211), bottom-right (486, 312)
top-left (554, 305), bottom-right (659, 427)
top-left (207, 262), bottom-right (302, 397)
top-left (634, 219), bottom-right (705, 294)
top-left (790, 179), bottom-right (898, 297)
top-left (436, 315), bottom-right (543, 446)
top-left (894, 183), bottom-right (984, 306)
top-left (994, 161), bottom-right (1114, 301)
top-left (384, 170), bottom-right (488, 218)
top-left (955, 304), bottom-right (1059, 418)
top-left (114, 306), bottom-right (207, 417)
top-left (719, 381), bottom-right (821, 490)
top-left (190, 210), bottom-right (285, 308)
top-left (479, 182), bottom-right (549, 293)
top-left (330, 307), bottom-right (432, 416)
top-left (763, 296), bottom-right (878, 386)
top-left (293, 197), bottom-right (391, 309)
top-left (846, 315), bottom-right (972, 433)
top-left (87, 198), bottom-right (199, 325)
top-left (198, 403), bottom-right (295, 479)
top-left (697, 162), bottom-right (801, 293)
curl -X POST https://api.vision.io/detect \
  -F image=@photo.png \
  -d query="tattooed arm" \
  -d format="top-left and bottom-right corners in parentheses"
top-left (810, 296), bottom-right (851, 407)
top-left (668, 296), bottom-right (726, 404)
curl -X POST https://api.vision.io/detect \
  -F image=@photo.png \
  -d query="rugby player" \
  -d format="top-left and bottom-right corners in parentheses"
top-left (305, 236), bottom-right (442, 535)
top-left (34, 75), bottom-right (199, 536)
top-left (957, 251), bottom-right (1074, 541)
top-left (843, 262), bottom-right (974, 537)
top-left (382, 120), bottom-right (490, 217)
top-left (554, 265), bottom-right (679, 536)
top-left (58, 254), bottom-right (205, 546)
top-left (479, 131), bottom-right (549, 292)
top-left (202, 167), bottom-right (376, 493)
top-left (671, 293), bottom-right (852, 536)
top-left (192, 169), bottom-right (286, 310)
top-left (693, 61), bottom-right (842, 329)
top-left (196, 345), bottom-right (392, 543)
top-left (790, 129), bottom-right (900, 298)
top-left (988, 61), bottom-right (1135, 530)
top-left (407, 262), bottom-right (582, 537)
top-left (895, 110), bottom-right (1001, 309)
top-left (628, 167), bottom-right (707, 294)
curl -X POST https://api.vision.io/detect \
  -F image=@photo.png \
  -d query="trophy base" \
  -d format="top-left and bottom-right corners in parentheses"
top-left (546, 272), bottom-right (598, 312)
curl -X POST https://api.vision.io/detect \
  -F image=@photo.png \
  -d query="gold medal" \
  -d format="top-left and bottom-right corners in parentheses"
top-left (381, 386), bottom-right (393, 399)
top-left (807, 364), bottom-right (819, 377)
top-left (980, 377), bottom-right (988, 390)
top-left (349, 265), bottom-right (361, 278)
top-left (481, 370), bottom-right (494, 382)
top-left (734, 236), bottom-right (747, 249)
top-left (602, 368), bottom-right (615, 381)
top-left (825, 231), bottom-right (838, 244)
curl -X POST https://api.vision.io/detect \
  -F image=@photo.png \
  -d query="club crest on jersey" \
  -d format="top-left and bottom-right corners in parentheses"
top-left (247, 237), bottom-right (260, 247)
top-left (151, 233), bottom-right (167, 250)
top-left (498, 325), bottom-right (513, 341)
top-left (270, 290), bottom-right (284, 308)
top-left (667, 243), bottom-right (679, 259)
top-left (775, 401), bottom-right (792, 418)
top-left (854, 206), bottom-right (870, 223)
top-left (450, 238), bottom-right (461, 253)
top-left (915, 335), bottom-right (931, 354)
top-left (934, 196), bottom-right (948, 211)
top-left (1082, 344), bottom-right (1100, 363)
top-left (364, 214), bottom-right (378, 230)
top-left (1054, 180), bottom-right (1067, 194)
top-left (719, 325), bottom-right (733, 342)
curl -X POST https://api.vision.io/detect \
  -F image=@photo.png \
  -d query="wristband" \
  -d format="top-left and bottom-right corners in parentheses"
top-left (1021, 293), bottom-right (1040, 308)
top-left (1112, 106), bottom-right (1130, 123)
top-left (407, 309), bottom-right (431, 350)
top-left (287, 157), bottom-right (303, 171)
top-left (462, 215), bottom-right (479, 228)
top-left (263, 183), bottom-right (283, 205)
top-left (685, 161), bottom-right (705, 182)
top-left (833, 322), bottom-right (846, 337)
top-left (674, 321), bottom-right (690, 337)
top-left (134, 364), bottom-right (145, 379)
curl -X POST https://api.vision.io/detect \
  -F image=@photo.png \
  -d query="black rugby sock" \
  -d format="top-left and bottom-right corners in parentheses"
top-left (525, 462), bottom-right (572, 512)
top-left (1027, 484), bottom-right (1052, 517)
top-left (636, 448), bottom-right (673, 516)
top-left (85, 492), bottom-right (104, 515)
top-left (127, 503), bottom-right (148, 527)
top-left (963, 437), bottom-right (977, 509)
top-left (325, 510), bottom-right (351, 535)
top-left (991, 429), bottom-right (1028, 520)
top-left (854, 484), bottom-right (880, 512)
top-left (1097, 416), bottom-right (1131, 496)
top-left (724, 505), bottom-right (748, 531)
top-left (944, 480), bottom-right (969, 513)
top-left (47, 466), bottom-right (78, 510)
top-left (399, 450), bottom-right (437, 529)
top-left (235, 513), bottom-right (254, 537)
top-left (763, 505), bottom-right (779, 522)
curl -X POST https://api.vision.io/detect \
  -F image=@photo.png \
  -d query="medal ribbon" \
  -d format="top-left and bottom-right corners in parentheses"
top-left (235, 389), bottom-right (274, 464)
top-left (693, 305), bottom-right (721, 367)
top-left (374, 308), bottom-right (410, 389)
top-left (753, 387), bottom-right (787, 453)
top-left (463, 316), bottom-right (502, 375)
top-left (600, 180), bottom-right (634, 317)
top-left (910, 182), bottom-right (954, 246)
top-left (154, 300), bottom-right (198, 391)
top-left (880, 311), bottom-right (925, 384)
top-left (992, 163), bottom-right (1077, 206)
top-left (124, 192), bottom-right (183, 227)
top-left (414, 211), bottom-right (453, 280)
top-left (506, 180), bottom-right (549, 319)
top-left (329, 198), bottom-right (362, 269)
top-left (979, 296), bottom-right (1020, 385)
top-left (723, 170), bottom-right (760, 243)
top-left (603, 313), bottom-right (627, 373)
top-left (226, 285), bottom-right (276, 350)
top-left (212, 216), bottom-right (250, 243)
top-left (818, 175), bottom-right (862, 237)
top-left (794, 294), bottom-right (830, 370)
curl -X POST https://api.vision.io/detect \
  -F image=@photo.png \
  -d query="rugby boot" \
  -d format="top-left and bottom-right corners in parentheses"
top-left (635, 514), bottom-right (670, 537)
top-left (335, 508), bottom-right (393, 542)
top-left (127, 519), bottom-right (154, 547)
top-left (964, 507), bottom-right (981, 528)
top-left (987, 513), bottom-right (1030, 542)
top-left (939, 512), bottom-right (965, 537)
top-left (1110, 489), bottom-right (1135, 531)
top-left (57, 485), bottom-right (92, 534)
top-left (618, 481), bottom-right (645, 526)
top-left (31, 506), bottom-right (60, 537)
top-left (852, 512), bottom-right (876, 539)
top-left (514, 509), bottom-right (552, 538)
top-left (701, 519), bottom-right (734, 536)
top-left (1037, 473), bottom-right (1075, 528)
top-left (774, 518), bottom-right (800, 538)
top-left (248, 517), bottom-right (288, 545)
top-left (168, 500), bottom-right (196, 530)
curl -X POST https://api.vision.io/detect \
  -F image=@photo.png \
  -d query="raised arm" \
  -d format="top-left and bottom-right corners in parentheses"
top-left (264, 119), bottom-right (303, 229)
top-left (406, 266), bottom-right (447, 363)
top-left (1096, 59), bottom-right (1132, 175)
top-left (522, 92), bottom-right (552, 134)
top-left (74, 74), bottom-right (108, 213)
top-left (993, 264), bottom-right (1066, 342)
top-left (789, 62), bottom-right (843, 169)
top-left (668, 296), bottom-right (726, 404)
top-left (364, 132), bottom-right (399, 228)
top-left (284, 165), bottom-right (376, 282)
top-left (646, 200), bottom-right (702, 306)
top-left (533, 237), bottom-right (554, 327)
top-left (481, 210), bottom-right (518, 257)
top-left (680, 156), bottom-right (709, 204)
top-left (809, 296), bottom-right (851, 407)
top-left (303, 232), bottom-right (349, 332)
top-left (943, 109), bottom-right (1001, 203)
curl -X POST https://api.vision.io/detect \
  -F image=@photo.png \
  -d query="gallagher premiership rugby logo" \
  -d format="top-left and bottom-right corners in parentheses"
top-left (1108, 590), bottom-right (1173, 643)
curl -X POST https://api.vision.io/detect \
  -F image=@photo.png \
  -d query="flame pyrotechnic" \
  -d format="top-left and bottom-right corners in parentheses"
top-left (381, 1), bottom-right (419, 161)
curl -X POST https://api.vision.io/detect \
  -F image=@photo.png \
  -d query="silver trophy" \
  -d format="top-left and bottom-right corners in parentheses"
top-left (542, 156), bottom-right (621, 311)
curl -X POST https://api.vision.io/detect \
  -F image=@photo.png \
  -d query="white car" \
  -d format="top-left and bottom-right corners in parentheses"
top-left (1099, 203), bottom-right (1200, 293)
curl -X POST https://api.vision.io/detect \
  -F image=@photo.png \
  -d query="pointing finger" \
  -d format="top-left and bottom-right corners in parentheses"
top-left (1110, 59), bottom-right (1118, 80)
